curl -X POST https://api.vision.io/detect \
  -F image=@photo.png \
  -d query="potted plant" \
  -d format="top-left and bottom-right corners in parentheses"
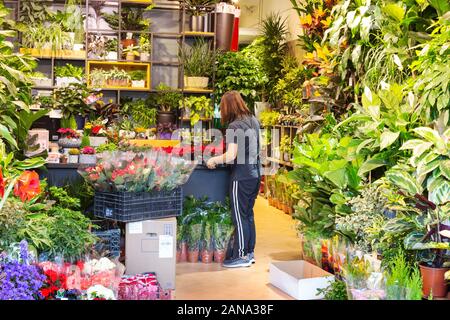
top-left (123, 45), bottom-right (140, 61)
top-left (179, 39), bottom-right (214, 89)
top-left (30, 72), bottom-right (52, 87)
top-left (58, 128), bottom-right (81, 149)
top-left (129, 70), bottom-right (146, 88)
top-left (54, 84), bottom-right (100, 129)
top-left (180, 95), bottom-right (213, 125)
top-left (106, 67), bottom-right (131, 87)
top-left (153, 83), bottom-right (182, 125)
top-left (177, 222), bottom-right (188, 263)
top-left (157, 122), bottom-right (177, 140)
top-left (55, 63), bottom-right (84, 87)
top-left (85, 120), bottom-right (108, 147)
top-left (105, 38), bottom-right (118, 60)
top-left (139, 34), bottom-right (151, 61)
top-left (79, 146), bottom-right (97, 164)
top-left (183, 0), bottom-right (217, 32)
top-left (60, 154), bottom-right (68, 164)
top-left (87, 34), bottom-right (107, 59)
top-left (279, 135), bottom-right (293, 163)
top-left (89, 68), bottom-right (108, 88)
top-left (68, 148), bottom-right (80, 163)
top-left (201, 220), bottom-right (213, 264)
top-left (187, 223), bottom-right (202, 263)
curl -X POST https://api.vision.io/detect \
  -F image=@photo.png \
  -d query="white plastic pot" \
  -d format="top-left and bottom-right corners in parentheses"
top-left (79, 154), bottom-right (97, 164)
top-left (131, 80), bottom-right (145, 88)
top-left (56, 77), bottom-right (81, 87)
top-left (68, 155), bottom-right (79, 164)
top-left (49, 109), bottom-right (63, 119)
top-left (140, 52), bottom-right (150, 61)
top-left (89, 136), bottom-right (108, 147)
top-left (106, 51), bottom-right (118, 60)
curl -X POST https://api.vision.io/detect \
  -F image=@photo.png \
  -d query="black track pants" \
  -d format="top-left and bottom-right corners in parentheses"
top-left (226, 178), bottom-right (261, 259)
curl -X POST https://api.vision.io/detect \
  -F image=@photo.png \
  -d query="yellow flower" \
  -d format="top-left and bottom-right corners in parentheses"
top-left (85, 123), bottom-right (93, 130)
top-left (314, 8), bottom-right (326, 19)
top-left (321, 17), bottom-right (332, 28)
top-left (300, 14), bottom-right (312, 27)
top-left (135, 127), bottom-right (146, 133)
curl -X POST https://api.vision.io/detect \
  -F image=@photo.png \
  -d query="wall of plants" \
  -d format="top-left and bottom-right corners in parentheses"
top-left (259, 0), bottom-right (450, 299)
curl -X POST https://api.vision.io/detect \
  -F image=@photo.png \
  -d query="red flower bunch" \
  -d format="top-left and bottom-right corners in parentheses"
top-left (40, 269), bottom-right (67, 300)
top-left (91, 125), bottom-right (104, 136)
top-left (82, 146), bottom-right (96, 155)
top-left (0, 167), bottom-right (4, 198)
top-left (58, 128), bottom-right (80, 139)
top-left (14, 171), bottom-right (41, 202)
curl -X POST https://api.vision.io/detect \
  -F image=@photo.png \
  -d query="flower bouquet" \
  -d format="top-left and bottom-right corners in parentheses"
top-left (79, 150), bottom-right (196, 193)
top-left (118, 273), bottom-right (160, 300)
top-left (85, 119), bottom-right (108, 147)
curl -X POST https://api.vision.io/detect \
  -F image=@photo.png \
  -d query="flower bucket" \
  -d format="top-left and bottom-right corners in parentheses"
top-left (131, 80), bottom-right (145, 88)
top-left (106, 51), bottom-right (118, 60)
top-left (214, 249), bottom-right (226, 263)
top-left (184, 76), bottom-right (209, 89)
top-left (140, 53), bottom-right (150, 61)
top-left (201, 250), bottom-right (213, 264)
top-left (79, 154), bottom-right (97, 164)
top-left (89, 136), bottom-right (108, 147)
top-left (187, 250), bottom-right (199, 263)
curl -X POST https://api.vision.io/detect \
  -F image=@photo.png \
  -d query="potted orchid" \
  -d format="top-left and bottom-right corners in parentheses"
top-left (79, 147), bottom-right (97, 164)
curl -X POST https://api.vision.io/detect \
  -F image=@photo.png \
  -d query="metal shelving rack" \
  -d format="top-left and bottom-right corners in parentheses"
top-left (8, 0), bottom-right (218, 130)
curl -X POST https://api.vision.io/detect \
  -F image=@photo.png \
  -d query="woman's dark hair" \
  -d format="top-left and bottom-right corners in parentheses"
top-left (220, 91), bottom-right (252, 125)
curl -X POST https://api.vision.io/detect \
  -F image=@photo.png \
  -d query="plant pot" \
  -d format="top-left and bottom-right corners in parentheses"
top-left (140, 52), bottom-right (150, 61)
top-left (254, 102), bottom-right (270, 121)
top-left (179, 242), bottom-right (188, 263)
top-left (184, 76), bottom-right (209, 89)
top-left (56, 77), bottom-right (81, 87)
top-left (89, 136), bottom-right (108, 147)
top-left (283, 153), bottom-right (291, 162)
top-left (60, 155), bottom-right (68, 164)
top-left (187, 249), bottom-right (199, 263)
top-left (58, 138), bottom-right (81, 149)
top-left (73, 43), bottom-right (84, 51)
top-left (176, 249), bottom-right (181, 263)
top-left (131, 80), bottom-right (145, 88)
top-left (79, 154), bottom-right (97, 164)
top-left (121, 39), bottom-right (136, 48)
top-left (190, 15), bottom-right (205, 32)
top-left (32, 78), bottom-right (52, 87)
top-left (157, 111), bottom-right (176, 125)
top-left (106, 51), bottom-right (118, 60)
top-left (68, 155), bottom-right (79, 164)
top-left (125, 53), bottom-right (136, 61)
top-left (201, 250), bottom-right (213, 264)
top-left (419, 264), bottom-right (449, 298)
top-left (214, 249), bottom-right (226, 263)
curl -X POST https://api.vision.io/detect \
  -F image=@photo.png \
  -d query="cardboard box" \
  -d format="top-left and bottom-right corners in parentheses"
top-left (125, 218), bottom-right (177, 290)
top-left (269, 260), bottom-right (334, 300)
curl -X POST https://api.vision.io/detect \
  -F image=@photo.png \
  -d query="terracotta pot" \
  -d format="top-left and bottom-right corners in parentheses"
top-left (288, 206), bottom-right (294, 215)
top-left (187, 249), bottom-right (199, 263)
top-left (201, 250), bottom-right (213, 264)
top-left (179, 242), bottom-right (188, 263)
top-left (419, 264), bottom-right (449, 298)
top-left (214, 249), bottom-right (226, 263)
top-left (176, 250), bottom-right (181, 263)
top-left (268, 198), bottom-right (273, 206)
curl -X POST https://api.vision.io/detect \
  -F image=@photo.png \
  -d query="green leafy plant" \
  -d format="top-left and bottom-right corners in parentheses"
top-left (121, 98), bottom-right (157, 128)
top-left (317, 279), bottom-right (348, 300)
top-left (129, 70), bottom-right (146, 81)
top-left (179, 38), bottom-right (214, 78)
top-left (386, 252), bottom-right (423, 300)
top-left (54, 83), bottom-right (97, 118)
top-left (96, 142), bottom-right (118, 153)
top-left (152, 83), bottom-right (183, 112)
top-left (180, 95), bottom-right (213, 125)
top-left (259, 110), bottom-right (280, 127)
top-left (55, 64), bottom-right (84, 79)
top-left (139, 34), bottom-right (151, 53)
top-left (183, 0), bottom-right (218, 16)
top-left (260, 12), bottom-right (288, 103)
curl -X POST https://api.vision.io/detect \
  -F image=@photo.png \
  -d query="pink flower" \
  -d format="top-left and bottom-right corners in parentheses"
top-left (82, 146), bottom-right (96, 155)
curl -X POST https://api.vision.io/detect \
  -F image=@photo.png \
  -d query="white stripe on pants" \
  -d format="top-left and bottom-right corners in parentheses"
top-left (233, 181), bottom-right (245, 257)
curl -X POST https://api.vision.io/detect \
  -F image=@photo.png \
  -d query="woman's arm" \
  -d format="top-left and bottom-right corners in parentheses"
top-left (206, 143), bottom-right (238, 169)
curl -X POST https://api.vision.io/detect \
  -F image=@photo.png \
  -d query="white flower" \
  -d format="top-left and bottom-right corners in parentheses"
top-left (87, 285), bottom-right (116, 300)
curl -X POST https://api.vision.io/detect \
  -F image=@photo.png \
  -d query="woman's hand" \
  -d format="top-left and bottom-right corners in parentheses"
top-left (206, 157), bottom-right (217, 169)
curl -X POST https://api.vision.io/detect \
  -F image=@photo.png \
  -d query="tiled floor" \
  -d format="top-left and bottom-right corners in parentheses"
top-left (175, 197), bottom-right (301, 300)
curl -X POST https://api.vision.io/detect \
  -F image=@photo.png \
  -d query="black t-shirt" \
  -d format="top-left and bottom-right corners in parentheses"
top-left (225, 115), bottom-right (261, 181)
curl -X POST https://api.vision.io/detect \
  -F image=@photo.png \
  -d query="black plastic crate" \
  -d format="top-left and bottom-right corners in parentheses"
top-left (92, 229), bottom-right (121, 258)
top-left (94, 188), bottom-right (183, 222)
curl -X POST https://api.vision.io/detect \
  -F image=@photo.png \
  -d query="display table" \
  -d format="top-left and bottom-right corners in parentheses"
top-left (39, 163), bottom-right (231, 203)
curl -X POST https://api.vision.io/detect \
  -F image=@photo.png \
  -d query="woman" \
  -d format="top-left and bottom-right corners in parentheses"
top-left (206, 91), bottom-right (261, 268)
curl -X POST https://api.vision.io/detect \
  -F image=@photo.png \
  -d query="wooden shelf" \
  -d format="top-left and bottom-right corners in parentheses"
top-left (183, 88), bottom-right (213, 93)
top-left (19, 48), bottom-right (86, 60)
top-left (183, 31), bottom-right (215, 38)
top-left (180, 118), bottom-right (212, 122)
